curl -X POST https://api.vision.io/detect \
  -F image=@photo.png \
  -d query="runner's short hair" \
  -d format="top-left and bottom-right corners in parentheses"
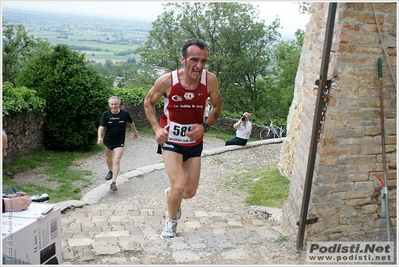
top-left (182, 38), bottom-right (208, 58)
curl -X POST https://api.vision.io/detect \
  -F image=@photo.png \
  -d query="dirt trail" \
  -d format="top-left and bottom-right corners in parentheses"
top-left (11, 134), bottom-right (226, 198)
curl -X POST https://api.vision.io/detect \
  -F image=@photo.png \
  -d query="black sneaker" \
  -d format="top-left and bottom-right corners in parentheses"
top-left (110, 181), bottom-right (117, 191)
top-left (105, 171), bottom-right (113, 181)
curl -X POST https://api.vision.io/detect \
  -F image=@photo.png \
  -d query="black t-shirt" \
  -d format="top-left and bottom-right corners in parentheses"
top-left (100, 109), bottom-right (133, 148)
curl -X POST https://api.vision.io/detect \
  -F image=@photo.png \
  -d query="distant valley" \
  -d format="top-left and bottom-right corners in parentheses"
top-left (2, 7), bottom-right (152, 64)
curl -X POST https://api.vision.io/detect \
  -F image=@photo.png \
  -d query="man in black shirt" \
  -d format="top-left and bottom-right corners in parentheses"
top-left (97, 96), bottom-right (138, 191)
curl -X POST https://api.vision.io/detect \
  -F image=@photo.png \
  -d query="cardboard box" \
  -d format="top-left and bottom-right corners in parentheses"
top-left (2, 203), bottom-right (62, 265)
top-left (2, 217), bottom-right (37, 264)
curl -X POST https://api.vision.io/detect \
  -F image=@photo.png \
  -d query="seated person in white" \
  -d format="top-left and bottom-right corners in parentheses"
top-left (225, 112), bottom-right (252, 146)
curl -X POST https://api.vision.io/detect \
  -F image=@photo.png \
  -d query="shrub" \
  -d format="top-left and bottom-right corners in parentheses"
top-left (2, 82), bottom-right (46, 117)
top-left (111, 87), bottom-right (163, 108)
top-left (17, 44), bottom-right (112, 151)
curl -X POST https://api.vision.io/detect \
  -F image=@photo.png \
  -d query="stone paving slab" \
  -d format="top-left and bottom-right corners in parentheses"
top-left (59, 141), bottom-right (312, 265)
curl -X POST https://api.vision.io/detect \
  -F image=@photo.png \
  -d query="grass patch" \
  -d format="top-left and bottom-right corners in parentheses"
top-left (222, 164), bottom-right (290, 208)
top-left (136, 126), bottom-right (156, 136)
top-left (1, 126), bottom-right (225, 203)
top-left (277, 235), bottom-right (288, 242)
top-left (2, 126), bottom-right (262, 205)
top-left (206, 129), bottom-right (258, 143)
top-left (2, 145), bottom-right (103, 203)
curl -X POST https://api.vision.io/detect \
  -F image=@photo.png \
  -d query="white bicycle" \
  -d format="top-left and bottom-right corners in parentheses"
top-left (259, 118), bottom-right (286, 140)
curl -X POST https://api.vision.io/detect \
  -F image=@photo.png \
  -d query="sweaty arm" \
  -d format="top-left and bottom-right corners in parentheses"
top-left (205, 73), bottom-right (222, 127)
top-left (129, 121), bottom-right (139, 138)
top-left (143, 74), bottom-right (170, 144)
top-left (97, 125), bottom-right (105, 145)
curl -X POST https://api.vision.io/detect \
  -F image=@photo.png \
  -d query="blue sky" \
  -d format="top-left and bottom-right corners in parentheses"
top-left (1, 1), bottom-right (310, 40)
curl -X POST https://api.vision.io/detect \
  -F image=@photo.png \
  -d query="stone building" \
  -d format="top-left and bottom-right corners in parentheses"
top-left (279, 2), bottom-right (397, 241)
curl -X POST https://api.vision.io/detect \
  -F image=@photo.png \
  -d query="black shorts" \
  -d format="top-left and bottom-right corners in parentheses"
top-left (157, 142), bottom-right (203, 161)
top-left (104, 140), bottom-right (125, 150)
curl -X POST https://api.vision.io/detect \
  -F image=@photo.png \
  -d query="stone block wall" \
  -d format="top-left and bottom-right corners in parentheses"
top-left (2, 113), bottom-right (45, 164)
top-left (280, 2), bottom-right (397, 241)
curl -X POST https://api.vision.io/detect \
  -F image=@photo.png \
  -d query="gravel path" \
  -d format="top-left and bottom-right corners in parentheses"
top-left (73, 134), bottom-right (227, 197)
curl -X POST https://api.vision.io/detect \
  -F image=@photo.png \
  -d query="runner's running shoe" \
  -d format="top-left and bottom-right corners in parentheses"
top-left (161, 218), bottom-right (177, 239)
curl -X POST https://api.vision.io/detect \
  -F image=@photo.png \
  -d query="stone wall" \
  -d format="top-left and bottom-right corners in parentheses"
top-left (279, 2), bottom-right (397, 241)
top-left (2, 113), bottom-right (45, 164)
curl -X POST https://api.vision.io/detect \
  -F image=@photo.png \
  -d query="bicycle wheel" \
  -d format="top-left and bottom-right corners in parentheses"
top-left (260, 127), bottom-right (274, 140)
top-left (280, 128), bottom-right (287, 137)
top-left (279, 125), bottom-right (287, 137)
top-left (282, 129), bottom-right (286, 137)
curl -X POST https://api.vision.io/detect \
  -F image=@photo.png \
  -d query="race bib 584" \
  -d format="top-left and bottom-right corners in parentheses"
top-left (168, 122), bottom-right (196, 144)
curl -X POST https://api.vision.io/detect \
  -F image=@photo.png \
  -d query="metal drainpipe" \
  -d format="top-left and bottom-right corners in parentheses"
top-left (296, 2), bottom-right (337, 251)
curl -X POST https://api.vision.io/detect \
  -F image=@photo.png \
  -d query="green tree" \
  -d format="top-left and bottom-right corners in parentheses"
top-left (16, 44), bottom-right (111, 151)
top-left (298, 2), bottom-right (311, 14)
top-left (113, 62), bottom-right (138, 88)
top-left (262, 29), bottom-right (305, 124)
top-left (88, 61), bottom-right (114, 87)
top-left (131, 66), bottom-right (162, 89)
top-left (105, 59), bottom-right (115, 70)
top-left (127, 57), bottom-right (136, 64)
top-left (135, 4), bottom-right (185, 71)
top-left (2, 21), bottom-right (48, 85)
top-left (136, 2), bottom-right (281, 109)
top-left (113, 62), bottom-right (163, 89)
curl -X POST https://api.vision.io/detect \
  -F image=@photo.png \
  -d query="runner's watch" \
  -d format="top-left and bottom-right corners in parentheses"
top-left (201, 122), bottom-right (210, 132)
